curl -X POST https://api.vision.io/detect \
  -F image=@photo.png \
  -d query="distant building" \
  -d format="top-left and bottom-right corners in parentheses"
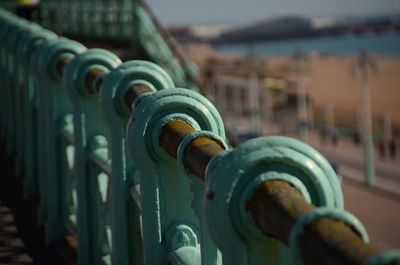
top-left (215, 16), bottom-right (313, 43)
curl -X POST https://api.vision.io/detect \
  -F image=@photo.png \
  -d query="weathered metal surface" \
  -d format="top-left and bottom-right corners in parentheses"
top-left (247, 180), bottom-right (377, 265)
top-left (64, 48), bottom-right (122, 265)
top-left (1, 7), bottom-right (399, 265)
top-left (247, 180), bottom-right (315, 244)
top-left (100, 60), bottom-right (175, 265)
top-left (124, 84), bottom-right (154, 112)
top-left (85, 67), bottom-right (105, 94)
top-left (57, 55), bottom-right (72, 78)
top-left (184, 136), bottom-right (226, 180)
top-left (159, 119), bottom-right (226, 179)
top-left (127, 87), bottom-right (225, 265)
top-left (159, 119), bottom-right (195, 158)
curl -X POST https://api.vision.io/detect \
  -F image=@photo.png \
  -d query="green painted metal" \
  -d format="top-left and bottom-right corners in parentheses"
top-left (126, 88), bottom-right (225, 265)
top-left (100, 60), bottom-right (175, 265)
top-left (64, 49), bottom-right (122, 265)
top-left (204, 136), bottom-right (343, 264)
top-left (26, 0), bottom-right (199, 92)
top-left (35, 39), bottom-right (87, 243)
top-left (0, 7), bottom-right (399, 265)
top-left (17, 28), bottom-right (57, 198)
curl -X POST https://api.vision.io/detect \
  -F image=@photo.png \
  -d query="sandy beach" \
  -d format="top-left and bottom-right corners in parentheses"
top-left (297, 55), bottom-right (400, 125)
top-left (181, 43), bottom-right (400, 129)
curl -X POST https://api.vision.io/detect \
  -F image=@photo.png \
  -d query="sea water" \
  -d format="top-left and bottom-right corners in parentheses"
top-left (216, 32), bottom-right (400, 56)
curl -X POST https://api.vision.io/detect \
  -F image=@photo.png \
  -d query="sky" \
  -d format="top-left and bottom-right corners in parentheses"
top-left (146, 0), bottom-right (400, 26)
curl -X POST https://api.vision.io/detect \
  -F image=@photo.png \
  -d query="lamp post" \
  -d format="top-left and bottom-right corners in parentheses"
top-left (351, 49), bottom-right (378, 186)
top-left (291, 48), bottom-right (310, 143)
top-left (383, 111), bottom-right (392, 158)
top-left (297, 78), bottom-right (310, 142)
top-left (247, 45), bottom-right (261, 135)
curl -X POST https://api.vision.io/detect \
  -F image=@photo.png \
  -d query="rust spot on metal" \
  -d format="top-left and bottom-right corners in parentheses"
top-left (159, 120), bottom-right (195, 158)
top-left (56, 56), bottom-right (72, 78)
top-left (85, 68), bottom-right (105, 94)
top-left (206, 190), bottom-right (215, 200)
top-left (247, 180), bottom-right (314, 242)
top-left (247, 180), bottom-right (378, 264)
top-left (184, 136), bottom-right (225, 180)
top-left (301, 218), bottom-right (377, 265)
top-left (124, 84), bottom-right (153, 112)
top-left (159, 119), bottom-right (225, 180)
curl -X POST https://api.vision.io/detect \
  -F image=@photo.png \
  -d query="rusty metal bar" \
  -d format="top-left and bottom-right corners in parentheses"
top-left (159, 119), bottom-right (225, 180)
top-left (85, 68), bottom-right (105, 94)
top-left (57, 57), bottom-right (106, 94)
top-left (184, 136), bottom-right (225, 180)
top-left (128, 79), bottom-right (380, 265)
top-left (124, 84), bottom-right (154, 112)
top-left (56, 55), bottom-right (72, 77)
top-left (126, 87), bottom-right (226, 179)
top-left (159, 119), bottom-right (195, 157)
top-left (247, 180), bottom-right (378, 265)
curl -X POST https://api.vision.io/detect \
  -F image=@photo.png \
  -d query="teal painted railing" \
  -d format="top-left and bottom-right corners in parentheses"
top-left (1, 8), bottom-right (399, 265)
top-left (32, 0), bottom-right (199, 92)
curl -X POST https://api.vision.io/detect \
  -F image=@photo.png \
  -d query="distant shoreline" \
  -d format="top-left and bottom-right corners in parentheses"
top-left (214, 33), bottom-right (400, 57)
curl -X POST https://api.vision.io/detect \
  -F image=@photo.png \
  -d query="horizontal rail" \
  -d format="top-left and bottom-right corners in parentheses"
top-left (131, 87), bottom-right (380, 265)
top-left (159, 119), bottom-right (225, 180)
top-left (248, 180), bottom-right (378, 265)
top-left (159, 118), bottom-right (380, 264)
top-left (1, 7), bottom-right (399, 265)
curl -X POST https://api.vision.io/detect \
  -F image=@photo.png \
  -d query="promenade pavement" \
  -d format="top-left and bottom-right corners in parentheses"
top-left (0, 204), bottom-right (32, 265)
top-left (343, 179), bottom-right (400, 251)
top-left (308, 131), bottom-right (400, 195)
top-left (294, 131), bottom-right (400, 251)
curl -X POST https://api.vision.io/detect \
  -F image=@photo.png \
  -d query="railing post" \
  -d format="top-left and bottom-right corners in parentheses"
top-left (204, 136), bottom-right (344, 264)
top-left (126, 88), bottom-right (226, 265)
top-left (2, 18), bottom-right (28, 157)
top-left (1, 7), bottom-right (400, 265)
top-left (64, 49), bottom-right (121, 265)
top-left (100, 60), bottom-right (175, 265)
top-left (8, 23), bottom-right (38, 176)
top-left (33, 38), bottom-right (86, 243)
top-left (0, 12), bottom-right (16, 144)
top-left (16, 27), bottom-right (57, 198)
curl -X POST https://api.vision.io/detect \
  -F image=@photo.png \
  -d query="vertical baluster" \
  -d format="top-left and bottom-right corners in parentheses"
top-left (127, 88), bottom-right (225, 265)
top-left (17, 26), bottom-right (56, 198)
top-left (0, 11), bottom-right (16, 145)
top-left (33, 39), bottom-right (86, 242)
top-left (64, 49), bottom-right (121, 265)
top-left (101, 60), bottom-right (175, 265)
top-left (5, 20), bottom-right (27, 157)
top-left (13, 24), bottom-right (37, 176)
top-left (0, 12), bottom-right (7, 142)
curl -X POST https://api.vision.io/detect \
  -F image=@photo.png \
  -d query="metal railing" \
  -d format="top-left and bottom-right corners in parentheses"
top-left (0, 8), bottom-right (399, 265)
top-left (30, 0), bottom-right (199, 92)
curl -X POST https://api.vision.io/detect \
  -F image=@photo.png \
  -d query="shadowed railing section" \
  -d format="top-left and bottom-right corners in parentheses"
top-left (32, 0), bottom-right (199, 92)
top-left (0, 8), bottom-right (400, 265)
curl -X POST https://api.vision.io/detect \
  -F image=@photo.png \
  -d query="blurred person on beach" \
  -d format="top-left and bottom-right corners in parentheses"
top-left (331, 128), bottom-right (340, 146)
top-left (352, 131), bottom-right (360, 145)
top-left (389, 139), bottom-right (397, 159)
top-left (378, 140), bottom-right (386, 159)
